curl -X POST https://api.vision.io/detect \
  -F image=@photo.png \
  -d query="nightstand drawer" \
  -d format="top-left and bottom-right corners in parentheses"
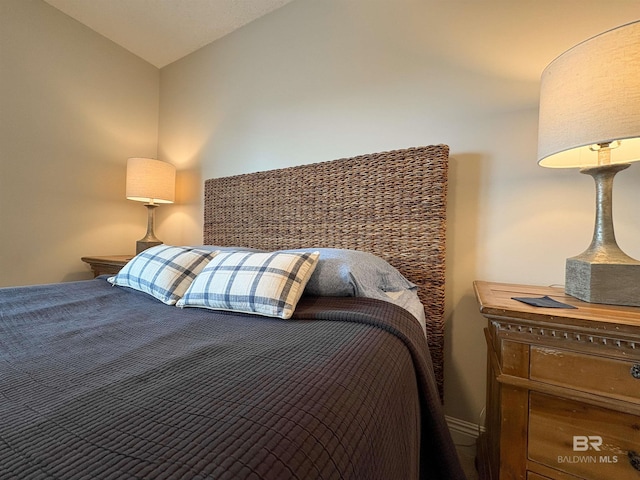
top-left (528, 392), bottom-right (640, 480)
top-left (530, 346), bottom-right (640, 402)
top-left (527, 474), bottom-right (552, 480)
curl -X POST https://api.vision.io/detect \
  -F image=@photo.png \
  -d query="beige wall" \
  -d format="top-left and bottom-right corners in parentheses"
top-left (0, 0), bottom-right (159, 286)
top-left (158, 0), bottom-right (640, 423)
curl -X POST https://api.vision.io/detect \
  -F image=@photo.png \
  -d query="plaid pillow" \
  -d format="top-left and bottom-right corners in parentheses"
top-left (108, 246), bottom-right (219, 305)
top-left (177, 251), bottom-right (320, 319)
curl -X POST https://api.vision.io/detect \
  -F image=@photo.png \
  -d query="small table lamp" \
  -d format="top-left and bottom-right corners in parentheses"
top-left (126, 157), bottom-right (176, 254)
top-left (537, 20), bottom-right (640, 306)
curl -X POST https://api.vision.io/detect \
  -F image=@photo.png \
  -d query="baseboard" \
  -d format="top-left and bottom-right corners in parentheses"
top-left (446, 415), bottom-right (484, 446)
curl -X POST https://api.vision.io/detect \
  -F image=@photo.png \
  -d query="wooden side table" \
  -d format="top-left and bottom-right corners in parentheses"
top-left (81, 255), bottom-right (132, 277)
top-left (474, 281), bottom-right (640, 480)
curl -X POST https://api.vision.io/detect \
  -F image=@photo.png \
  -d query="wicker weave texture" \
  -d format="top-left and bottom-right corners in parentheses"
top-left (204, 145), bottom-right (449, 396)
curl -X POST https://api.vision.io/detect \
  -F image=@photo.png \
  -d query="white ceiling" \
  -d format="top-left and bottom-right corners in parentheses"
top-left (43, 0), bottom-right (296, 68)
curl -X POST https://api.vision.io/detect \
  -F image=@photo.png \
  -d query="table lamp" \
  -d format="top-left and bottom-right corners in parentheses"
top-left (537, 20), bottom-right (640, 306)
top-left (126, 157), bottom-right (176, 254)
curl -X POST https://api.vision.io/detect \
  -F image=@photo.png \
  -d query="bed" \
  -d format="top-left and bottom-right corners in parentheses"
top-left (0, 145), bottom-right (466, 479)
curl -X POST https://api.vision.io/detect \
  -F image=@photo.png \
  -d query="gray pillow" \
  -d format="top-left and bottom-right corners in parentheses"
top-left (283, 248), bottom-right (416, 298)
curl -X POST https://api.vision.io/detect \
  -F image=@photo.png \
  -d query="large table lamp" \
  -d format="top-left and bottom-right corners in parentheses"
top-left (537, 20), bottom-right (640, 306)
top-left (126, 157), bottom-right (176, 254)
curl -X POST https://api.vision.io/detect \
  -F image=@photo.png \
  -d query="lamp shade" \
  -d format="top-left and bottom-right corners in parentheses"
top-left (126, 158), bottom-right (175, 204)
top-left (538, 20), bottom-right (640, 168)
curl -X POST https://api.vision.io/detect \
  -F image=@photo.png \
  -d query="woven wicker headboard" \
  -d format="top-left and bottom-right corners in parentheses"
top-left (204, 145), bottom-right (449, 395)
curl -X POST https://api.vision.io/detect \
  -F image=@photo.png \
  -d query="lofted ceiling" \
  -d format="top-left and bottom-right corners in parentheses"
top-left (43, 0), bottom-right (296, 68)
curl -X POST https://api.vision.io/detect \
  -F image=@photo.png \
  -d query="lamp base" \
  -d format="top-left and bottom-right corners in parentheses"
top-left (135, 203), bottom-right (163, 254)
top-left (566, 256), bottom-right (640, 306)
top-left (136, 240), bottom-right (162, 255)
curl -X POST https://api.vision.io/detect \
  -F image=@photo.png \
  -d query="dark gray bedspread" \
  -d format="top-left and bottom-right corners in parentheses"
top-left (0, 278), bottom-right (465, 480)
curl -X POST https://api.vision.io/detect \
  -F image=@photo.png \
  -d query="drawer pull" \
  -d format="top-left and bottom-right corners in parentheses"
top-left (631, 364), bottom-right (640, 379)
top-left (630, 451), bottom-right (640, 471)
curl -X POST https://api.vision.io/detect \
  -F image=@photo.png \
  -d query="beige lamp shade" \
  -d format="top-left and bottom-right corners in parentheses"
top-left (538, 20), bottom-right (640, 168)
top-left (126, 157), bottom-right (176, 204)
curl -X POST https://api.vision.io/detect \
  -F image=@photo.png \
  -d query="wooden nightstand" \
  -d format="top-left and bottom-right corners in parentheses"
top-left (81, 255), bottom-right (132, 277)
top-left (474, 281), bottom-right (640, 480)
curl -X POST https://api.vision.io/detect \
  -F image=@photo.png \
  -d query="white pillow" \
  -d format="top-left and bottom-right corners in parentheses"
top-left (108, 245), bottom-right (218, 305)
top-left (177, 250), bottom-right (320, 319)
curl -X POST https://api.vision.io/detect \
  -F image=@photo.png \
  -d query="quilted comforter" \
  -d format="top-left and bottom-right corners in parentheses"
top-left (0, 277), bottom-right (465, 479)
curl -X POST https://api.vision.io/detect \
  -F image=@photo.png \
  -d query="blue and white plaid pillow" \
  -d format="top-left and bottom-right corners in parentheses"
top-left (177, 251), bottom-right (320, 319)
top-left (108, 245), bottom-right (219, 305)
